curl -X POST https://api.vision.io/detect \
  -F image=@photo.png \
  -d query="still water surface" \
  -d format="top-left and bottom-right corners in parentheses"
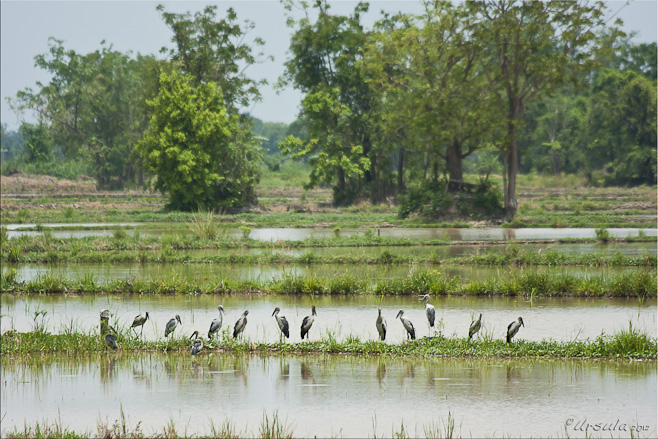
top-left (5, 225), bottom-right (656, 241)
top-left (1, 354), bottom-right (655, 438)
top-left (2, 294), bottom-right (654, 343)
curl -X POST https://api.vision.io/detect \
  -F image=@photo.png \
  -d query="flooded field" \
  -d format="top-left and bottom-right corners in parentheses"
top-left (1, 293), bottom-right (654, 344)
top-left (1, 354), bottom-right (655, 438)
top-left (5, 224), bottom-right (656, 241)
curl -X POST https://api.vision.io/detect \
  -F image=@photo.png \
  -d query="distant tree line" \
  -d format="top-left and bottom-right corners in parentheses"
top-left (2, 0), bottom-right (655, 215)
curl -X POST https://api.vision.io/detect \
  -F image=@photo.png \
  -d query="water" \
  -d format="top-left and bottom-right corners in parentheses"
top-left (1, 354), bottom-right (655, 438)
top-left (2, 294), bottom-right (654, 343)
top-left (5, 224), bottom-right (656, 241)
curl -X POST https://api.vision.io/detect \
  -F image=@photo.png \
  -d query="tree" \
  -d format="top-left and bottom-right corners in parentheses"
top-left (365, 1), bottom-right (498, 188)
top-left (136, 71), bottom-right (260, 211)
top-left (157, 4), bottom-right (267, 113)
top-left (10, 38), bottom-right (151, 188)
top-left (280, 0), bottom-right (384, 205)
top-left (466, 0), bottom-right (616, 219)
top-left (585, 69), bottom-right (656, 185)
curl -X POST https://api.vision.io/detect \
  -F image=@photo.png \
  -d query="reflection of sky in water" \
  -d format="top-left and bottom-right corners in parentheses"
top-left (1, 354), bottom-right (655, 438)
top-left (1, 293), bottom-right (655, 343)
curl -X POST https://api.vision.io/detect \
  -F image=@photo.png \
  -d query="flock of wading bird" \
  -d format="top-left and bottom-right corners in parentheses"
top-left (102, 294), bottom-right (526, 355)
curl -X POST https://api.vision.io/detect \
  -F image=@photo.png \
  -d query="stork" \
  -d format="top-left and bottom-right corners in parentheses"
top-left (300, 305), bottom-right (317, 341)
top-left (208, 305), bottom-right (225, 339)
top-left (165, 314), bottom-right (182, 338)
top-left (469, 313), bottom-right (482, 340)
top-left (506, 317), bottom-right (524, 343)
top-left (190, 330), bottom-right (203, 355)
top-left (130, 311), bottom-right (149, 337)
top-left (272, 307), bottom-right (290, 341)
top-left (376, 308), bottom-right (387, 341)
top-left (420, 294), bottom-right (435, 335)
top-left (396, 310), bottom-right (416, 341)
top-left (233, 310), bottom-right (249, 340)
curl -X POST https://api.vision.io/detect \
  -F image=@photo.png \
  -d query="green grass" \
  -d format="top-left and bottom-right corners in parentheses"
top-left (2, 269), bottom-right (656, 299)
top-left (2, 327), bottom-right (655, 359)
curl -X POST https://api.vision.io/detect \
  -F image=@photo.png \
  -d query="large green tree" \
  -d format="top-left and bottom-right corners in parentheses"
top-left (10, 39), bottom-right (152, 188)
top-left (137, 71), bottom-right (260, 211)
top-left (280, 0), bottom-right (385, 205)
top-left (466, 0), bottom-right (616, 219)
top-left (365, 1), bottom-right (498, 188)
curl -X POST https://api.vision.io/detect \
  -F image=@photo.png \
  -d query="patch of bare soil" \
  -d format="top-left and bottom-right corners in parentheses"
top-left (1, 171), bottom-right (97, 194)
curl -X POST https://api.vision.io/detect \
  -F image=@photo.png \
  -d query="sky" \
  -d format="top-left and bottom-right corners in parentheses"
top-left (1, 0), bottom-right (656, 132)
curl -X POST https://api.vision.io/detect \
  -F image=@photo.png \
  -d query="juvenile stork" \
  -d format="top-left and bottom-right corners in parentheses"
top-left (506, 317), bottom-right (524, 343)
top-left (396, 310), bottom-right (416, 341)
top-left (375, 308), bottom-right (387, 341)
top-left (420, 294), bottom-right (435, 334)
top-left (272, 307), bottom-right (290, 341)
top-left (300, 305), bottom-right (317, 341)
top-left (469, 313), bottom-right (482, 340)
top-left (130, 311), bottom-right (149, 337)
top-left (208, 305), bottom-right (225, 339)
top-left (190, 330), bottom-right (203, 355)
top-left (165, 315), bottom-right (182, 338)
top-left (233, 310), bottom-right (249, 340)
top-left (104, 325), bottom-right (118, 350)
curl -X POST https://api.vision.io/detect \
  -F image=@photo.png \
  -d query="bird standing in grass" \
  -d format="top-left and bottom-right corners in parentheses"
top-left (190, 331), bottom-right (203, 355)
top-left (104, 325), bottom-right (118, 350)
top-left (469, 313), bottom-right (482, 340)
top-left (208, 305), bottom-right (225, 339)
top-left (506, 317), bottom-right (524, 343)
top-left (165, 315), bottom-right (182, 338)
top-left (396, 310), bottom-right (416, 341)
top-left (300, 305), bottom-right (317, 341)
top-left (131, 312), bottom-right (149, 337)
top-left (376, 308), bottom-right (387, 341)
top-left (420, 294), bottom-right (435, 334)
top-left (272, 307), bottom-right (290, 341)
top-left (233, 310), bottom-right (249, 340)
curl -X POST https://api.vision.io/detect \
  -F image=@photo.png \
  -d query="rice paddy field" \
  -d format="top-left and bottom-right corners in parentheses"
top-left (1, 178), bottom-right (656, 438)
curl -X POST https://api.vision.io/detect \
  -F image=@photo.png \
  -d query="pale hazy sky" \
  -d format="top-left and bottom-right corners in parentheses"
top-left (1, 1), bottom-right (656, 132)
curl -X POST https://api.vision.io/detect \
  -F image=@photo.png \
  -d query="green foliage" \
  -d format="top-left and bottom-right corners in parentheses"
top-left (137, 71), bottom-right (260, 210)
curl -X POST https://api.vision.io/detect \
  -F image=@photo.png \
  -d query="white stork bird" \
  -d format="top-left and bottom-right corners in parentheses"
top-left (396, 310), bottom-right (416, 341)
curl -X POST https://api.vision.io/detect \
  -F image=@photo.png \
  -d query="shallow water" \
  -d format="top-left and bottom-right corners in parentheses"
top-left (5, 225), bottom-right (656, 241)
top-left (1, 354), bottom-right (655, 438)
top-left (1, 294), bottom-right (654, 343)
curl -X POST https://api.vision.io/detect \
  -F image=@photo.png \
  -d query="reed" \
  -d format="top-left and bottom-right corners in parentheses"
top-left (3, 269), bottom-right (656, 299)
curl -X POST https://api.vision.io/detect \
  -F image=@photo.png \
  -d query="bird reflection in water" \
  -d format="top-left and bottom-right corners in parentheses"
top-left (100, 357), bottom-right (118, 383)
top-left (301, 360), bottom-right (314, 383)
top-left (376, 360), bottom-right (387, 387)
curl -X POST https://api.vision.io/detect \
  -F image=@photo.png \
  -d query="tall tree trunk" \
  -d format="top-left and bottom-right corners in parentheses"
top-left (446, 138), bottom-right (463, 191)
top-left (397, 147), bottom-right (405, 193)
top-left (504, 119), bottom-right (518, 220)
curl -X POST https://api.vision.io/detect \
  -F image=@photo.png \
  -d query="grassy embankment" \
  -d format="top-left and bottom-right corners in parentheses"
top-left (1, 224), bottom-right (655, 266)
top-left (2, 321), bottom-right (656, 359)
top-left (2, 269), bottom-right (655, 300)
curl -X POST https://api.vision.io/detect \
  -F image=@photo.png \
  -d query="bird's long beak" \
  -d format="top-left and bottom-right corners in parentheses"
top-left (272, 310), bottom-right (276, 316)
